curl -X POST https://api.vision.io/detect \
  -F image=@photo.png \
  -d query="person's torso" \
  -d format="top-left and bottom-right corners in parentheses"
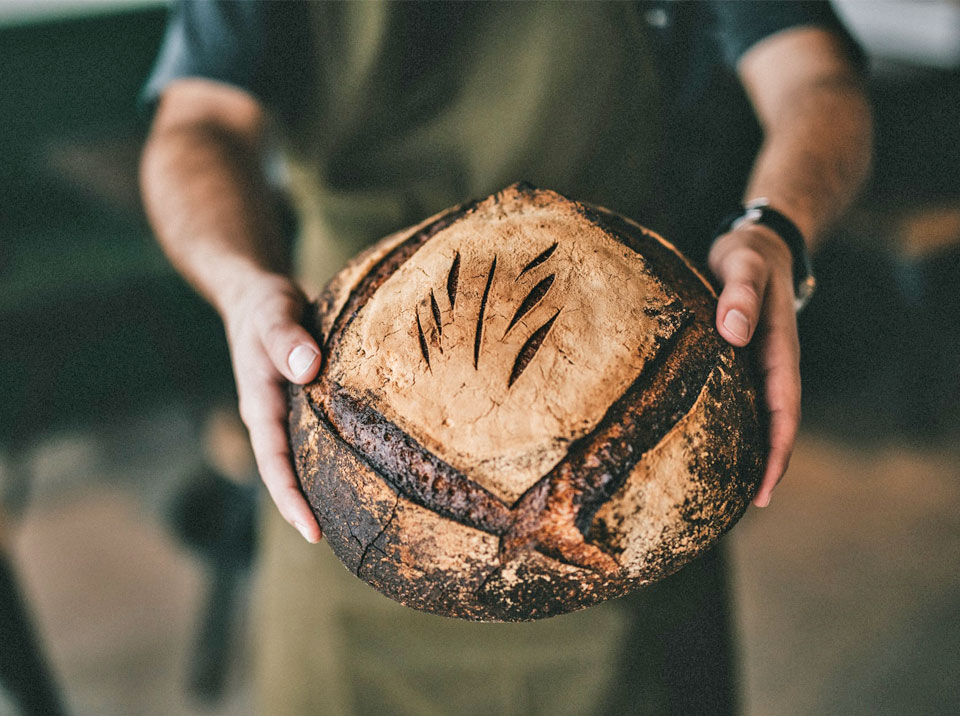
top-left (281, 2), bottom-right (674, 290)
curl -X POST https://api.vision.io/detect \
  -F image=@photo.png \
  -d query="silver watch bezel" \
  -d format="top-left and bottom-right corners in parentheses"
top-left (729, 197), bottom-right (816, 313)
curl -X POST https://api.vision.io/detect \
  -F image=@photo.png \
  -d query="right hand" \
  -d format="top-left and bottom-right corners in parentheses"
top-left (708, 224), bottom-right (801, 509)
top-left (221, 271), bottom-right (324, 543)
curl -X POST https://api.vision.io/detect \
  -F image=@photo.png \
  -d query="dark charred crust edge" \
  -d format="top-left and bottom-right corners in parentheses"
top-left (314, 185), bottom-right (721, 548)
top-left (571, 319), bottom-right (720, 528)
top-left (313, 183), bottom-right (724, 550)
top-left (291, 385), bottom-right (643, 622)
top-left (576, 203), bottom-right (718, 322)
top-left (315, 384), bottom-right (513, 535)
top-left (581, 200), bottom-right (766, 450)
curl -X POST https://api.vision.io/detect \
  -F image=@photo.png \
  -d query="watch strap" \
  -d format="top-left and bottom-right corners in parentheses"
top-left (714, 199), bottom-right (816, 312)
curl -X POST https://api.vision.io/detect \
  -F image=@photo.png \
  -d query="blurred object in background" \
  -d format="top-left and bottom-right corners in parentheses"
top-left (0, 0), bottom-right (231, 448)
top-left (799, 1), bottom-right (960, 445)
top-left (0, 2), bottom-right (249, 714)
top-left (732, 435), bottom-right (960, 716)
top-left (166, 408), bottom-right (258, 704)
top-left (834, 0), bottom-right (960, 70)
top-left (0, 512), bottom-right (67, 716)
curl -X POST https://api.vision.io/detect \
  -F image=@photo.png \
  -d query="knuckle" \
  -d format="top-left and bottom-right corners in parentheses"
top-left (237, 396), bottom-right (267, 429)
top-left (237, 397), bottom-right (255, 427)
top-left (262, 321), bottom-right (307, 359)
top-left (717, 245), bottom-right (763, 276)
top-left (266, 447), bottom-right (292, 467)
top-left (261, 332), bottom-right (297, 370)
top-left (735, 247), bottom-right (768, 274)
top-left (731, 279), bottom-right (763, 308)
top-left (262, 289), bottom-right (302, 321)
top-left (260, 315), bottom-right (290, 343)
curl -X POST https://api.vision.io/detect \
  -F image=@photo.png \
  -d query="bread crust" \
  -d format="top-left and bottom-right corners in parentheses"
top-left (290, 183), bottom-right (763, 621)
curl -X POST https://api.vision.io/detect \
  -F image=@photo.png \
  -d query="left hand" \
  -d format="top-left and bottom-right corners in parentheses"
top-left (708, 225), bottom-right (801, 508)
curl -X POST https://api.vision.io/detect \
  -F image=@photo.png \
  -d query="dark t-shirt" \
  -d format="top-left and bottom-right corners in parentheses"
top-left (143, 1), bottom-right (863, 263)
top-left (143, 1), bottom-right (861, 121)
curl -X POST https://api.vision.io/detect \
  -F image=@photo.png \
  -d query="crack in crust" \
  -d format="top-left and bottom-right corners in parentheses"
top-left (508, 308), bottom-right (561, 388)
top-left (504, 273), bottom-right (556, 337)
top-left (308, 184), bottom-right (723, 578)
top-left (473, 256), bottom-right (497, 369)
top-left (516, 241), bottom-right (558, 280)
top-left (356, 494), bottom-right (399, 578)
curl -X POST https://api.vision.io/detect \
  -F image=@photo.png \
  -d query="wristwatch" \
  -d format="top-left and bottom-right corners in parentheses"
top-left (715, 198), bottom-right (816, 312)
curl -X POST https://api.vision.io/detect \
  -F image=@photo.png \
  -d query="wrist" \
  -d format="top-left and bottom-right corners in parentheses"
top-left (740, 224), bottom-right (793, 273)
top-left (209, 256), bottom-right (286, 322)
top-left (713, 199), bottom-right (816, 311)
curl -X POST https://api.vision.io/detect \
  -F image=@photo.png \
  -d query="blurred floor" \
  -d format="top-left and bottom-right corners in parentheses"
top-left (5, 409), bottom-right (958, 715)
top-left (731, 434), bottom-right (960, 716)
top-left (6, 408), bottom-right (252, 716)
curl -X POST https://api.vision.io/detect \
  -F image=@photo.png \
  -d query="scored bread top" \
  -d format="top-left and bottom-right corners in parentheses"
top-left (325, 186), bottom-right (690, 504)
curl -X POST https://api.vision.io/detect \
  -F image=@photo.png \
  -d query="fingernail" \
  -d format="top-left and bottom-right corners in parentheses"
top-left (288, 345), bottom-right (318, 378)
top-left (754, 492), bottom-right (771, 508)
top-left (723, 309), bottom-right (750, 342)
top-left (293, 520), bottom-right (316, 543)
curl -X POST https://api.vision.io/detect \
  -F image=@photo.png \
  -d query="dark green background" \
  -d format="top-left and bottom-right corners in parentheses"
top-left (0, 6), bottom-right (232, 446)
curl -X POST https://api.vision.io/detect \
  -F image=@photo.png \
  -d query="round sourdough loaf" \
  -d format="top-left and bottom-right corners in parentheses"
top-left (289, 183), bottom-right (764, 621)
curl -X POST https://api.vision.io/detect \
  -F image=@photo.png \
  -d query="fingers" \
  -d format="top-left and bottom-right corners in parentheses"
top-left (255, 292), bottom-right (321, 385)
top-left (238, 371), bottom-right (323, 543)
top-left (225, 274), bottom-right (323, 543)
top-left (709, 227), bottom-right (800, 507)
top-left (713, 247), bottom-right (768, 347)
top-left (753, 285), bottom-right (801, 508)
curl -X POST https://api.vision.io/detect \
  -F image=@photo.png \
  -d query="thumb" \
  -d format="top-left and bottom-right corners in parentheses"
top-left (713, 249), bottom-right (769, 347)
top-left (255, 294), bottom-right (322, 384)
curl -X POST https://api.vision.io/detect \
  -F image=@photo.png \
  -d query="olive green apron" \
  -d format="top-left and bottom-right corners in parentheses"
top-left (257, 3), bottom-right (734, 714)
top-left (281, 1), bottom-right (664, 297)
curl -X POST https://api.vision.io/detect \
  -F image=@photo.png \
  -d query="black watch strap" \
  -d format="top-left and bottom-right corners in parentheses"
top-left (714, 198), bottom-right (816, 312)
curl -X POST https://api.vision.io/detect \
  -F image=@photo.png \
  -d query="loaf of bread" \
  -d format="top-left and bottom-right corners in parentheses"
top-left (289, 183), bottom-right (763, 621)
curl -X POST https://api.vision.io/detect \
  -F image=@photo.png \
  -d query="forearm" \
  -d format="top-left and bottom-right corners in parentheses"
top-left (140, 102), bottom-right (282, 316)
top-left (139, 83), bottom-right (324, 542)
top-left (740, 28), bottom-right (873, 250)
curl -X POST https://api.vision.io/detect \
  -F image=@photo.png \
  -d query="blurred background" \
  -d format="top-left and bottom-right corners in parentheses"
top-left (0, 1), bottom-right (957, 714)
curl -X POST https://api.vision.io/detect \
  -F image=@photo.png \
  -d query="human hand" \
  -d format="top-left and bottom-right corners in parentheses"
top-left (221, 272), bottom-right (324, 542)
top-left (708, 225), bottom-right (801, 508)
